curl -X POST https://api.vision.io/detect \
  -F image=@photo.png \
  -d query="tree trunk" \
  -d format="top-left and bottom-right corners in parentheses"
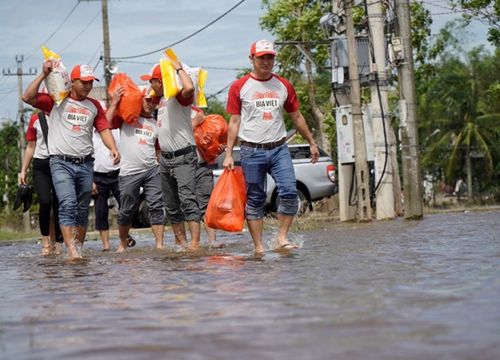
top-left (466, 147), bottom-right (473, 199)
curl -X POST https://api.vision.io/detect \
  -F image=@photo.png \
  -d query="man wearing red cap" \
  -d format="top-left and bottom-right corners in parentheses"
top-left (106, 86), bottom-right (165, 252)
top-left (140, 59), bottom-right (201, 250)
top-left (23, 61), bottom-right (120, 260)
top-left (223, 39), bottom-right (319, 255)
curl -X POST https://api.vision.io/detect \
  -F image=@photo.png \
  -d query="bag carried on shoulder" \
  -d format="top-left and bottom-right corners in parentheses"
top-left (108, 73), bottom-right (142, 124)
top-left (205, 167), bottom-right (246, 232)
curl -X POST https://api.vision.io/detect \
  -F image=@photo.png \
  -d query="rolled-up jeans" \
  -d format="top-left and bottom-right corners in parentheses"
top-left (240, 143), bottom-right (298, 220)
top-left (49, 156), bottom-right (94, 227)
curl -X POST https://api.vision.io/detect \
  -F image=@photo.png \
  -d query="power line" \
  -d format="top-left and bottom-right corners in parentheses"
top-left (59, 11), bottom-right (100, 53)
top-left (25, 2), bottom-right (81, 61)
top-left (112, 0), bottom-right (247, 60)
top-left (115, 60), bottom-right (244, 71)
top-left (207, 82), bottom-right (232, 99)
top-left (87, 44), bottom-right (103, 65)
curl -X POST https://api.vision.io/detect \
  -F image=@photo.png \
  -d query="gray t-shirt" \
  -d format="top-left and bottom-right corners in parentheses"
top-left (157, 94), bottom-right (194, 152)
top-left (114, 116), bottom-right (158, 176)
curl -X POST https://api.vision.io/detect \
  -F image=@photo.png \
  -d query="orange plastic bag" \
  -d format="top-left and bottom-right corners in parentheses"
top-left (205, 167), bottom-right (246, 232)
top-left (194, 114), bottom-right (228, 163)
top-left (108, 73), bottom-right (142, 124)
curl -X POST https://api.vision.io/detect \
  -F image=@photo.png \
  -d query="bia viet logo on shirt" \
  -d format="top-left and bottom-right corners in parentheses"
top-left (252, 91), bottom-right (279, 121)
top-left (65, 106), bottom-right (91, 132)
top-left (134, 123), bottom-right (154, 145)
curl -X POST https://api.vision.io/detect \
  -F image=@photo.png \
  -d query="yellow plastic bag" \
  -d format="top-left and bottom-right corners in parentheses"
top-left (41, 45), bottom-right (71, 106)
top-left (161, 48), bottom-right (208, 106)
top-left (196, 68), bottom-right (208, 108)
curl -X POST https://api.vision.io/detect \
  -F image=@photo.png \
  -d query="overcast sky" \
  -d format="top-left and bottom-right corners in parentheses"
top-left (0, 0), bottom-right (491, 123)
top-left (0, 0), bottom-right (272, 121)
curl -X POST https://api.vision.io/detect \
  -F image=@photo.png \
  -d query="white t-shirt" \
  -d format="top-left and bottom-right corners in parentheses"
top-left (93, 129), bottom-right (120, 173)
top-left (35, 93), bottom-right (109, 157)
top-left (226, 73), bottom-right (299, 143)
top-left (112, 115), bottom-right (159, 177)
top-left (25, 113), bottom-right (49, 159)
top-left (156, 93), bottom-right (194, 152)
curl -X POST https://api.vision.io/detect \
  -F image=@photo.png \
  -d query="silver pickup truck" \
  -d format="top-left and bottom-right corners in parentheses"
top-left (212, 144), bottom-right (337, 215)
top-left (132, 144), bottom-right (337, 227)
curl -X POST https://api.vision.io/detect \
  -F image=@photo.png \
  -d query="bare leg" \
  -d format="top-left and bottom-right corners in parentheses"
top-left (116, 224), bottom-right (131, 253)
top-left (187, 221), bottom-right (201, 251)
top-left (60, 225), bottom-right (80, 259)
top-left (276, 214), bottom-right (296, 248)
top-left (75, 225), bottom-right (87, 243)
top-left (171, 223), bottom-right (187, 247)
top-left (48, 218), bottom-right (56, 253)
top-left (247, 219), bottom-right (265, 254)
top-left (99, 229), bottom-right (110, 251)
top-left (151, 224), bottom-right (164, 249)
top-left (41, 235), bottom-right (51, 256)
top-left (205, 224), bottom-right (224, 248)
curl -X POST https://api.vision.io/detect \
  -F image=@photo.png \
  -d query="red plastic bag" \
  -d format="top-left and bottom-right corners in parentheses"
top-left (194, 114), bottom-right (228, 163)
top-left (205, 167), bottom-right (246, 232)
top-left (108, 73), bottom-right (142, 124)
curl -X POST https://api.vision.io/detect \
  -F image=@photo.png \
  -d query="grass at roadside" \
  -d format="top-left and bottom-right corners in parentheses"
top-left (0, 228), bottom-right (39, 242)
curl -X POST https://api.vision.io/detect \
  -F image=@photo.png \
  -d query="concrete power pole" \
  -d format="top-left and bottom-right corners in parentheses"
top-left (366, 0), bottom-right (395, 219)
top-left (101, 0), bottom-right (112, 96)
top-left (394, 0), bottom-right (423, 219)
top-left (2, 55), bottom-right (37, 231)
top-left (345, 0), bottom-right (372, 221)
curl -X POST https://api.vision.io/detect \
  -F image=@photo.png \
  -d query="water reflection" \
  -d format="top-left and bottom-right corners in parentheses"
top-left (0, 211), bottom-right (499, 359)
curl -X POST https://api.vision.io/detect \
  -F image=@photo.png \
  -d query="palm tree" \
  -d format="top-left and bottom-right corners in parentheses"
top-left (419, 46), bottom-right (500, 198)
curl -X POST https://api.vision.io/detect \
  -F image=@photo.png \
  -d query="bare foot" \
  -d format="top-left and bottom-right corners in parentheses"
top-left (41, 237), bottom-right (51, 256)
top-left (53, 243), bottom-right (63, 255)
top-left (275, 243), bottom-right (299, 251)
top-left (188, 243), bottom-right (200, 252)
top-left (209, 241), bottom-right (226, 249)
top-left (66, 246), bottom-right (82, 260)
top-left (116, 243), bottom-right (127, 253)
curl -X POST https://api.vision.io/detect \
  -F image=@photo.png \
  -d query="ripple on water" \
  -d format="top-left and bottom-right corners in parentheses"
top-left (0, 211), bottom-right (499, 360)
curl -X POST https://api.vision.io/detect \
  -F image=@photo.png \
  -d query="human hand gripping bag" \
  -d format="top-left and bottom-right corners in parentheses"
top-left (205, 167), bottom-right (246, 232)
top-left (108, 73), bottom-right (142, 124)
top-left (41, 46), bottom-right (71, 106)
top-left (161, 48), bottom-right (208, 107)
top-left (194, 114), bottom-right (228, 163)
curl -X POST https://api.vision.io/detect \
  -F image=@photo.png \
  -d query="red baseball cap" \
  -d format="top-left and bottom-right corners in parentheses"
top-left (250, 39), bottom-right (276, 57)
top-left (70, 64), bottom-right (99, 81)
top-left (140, 64), bottom-right (162, 81)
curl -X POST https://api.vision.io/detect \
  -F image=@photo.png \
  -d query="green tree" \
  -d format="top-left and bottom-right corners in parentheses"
top-left (260, 0), bottom-right (332, 152)
top-left (419, 42), bottom-right (500, 198)
top-left (450, 0), bottom-right (500, 46)
top-left (0, 120), bottom-right (22, 214)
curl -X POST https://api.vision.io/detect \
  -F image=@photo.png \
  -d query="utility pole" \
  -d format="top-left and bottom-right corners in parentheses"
top-left (345, 0), bottom-right (372, 221)
top-left (394, 0), bottom-right (423, 219)
top-left (80, 0), bottom-right (112, 101)
top-left (101, 0), bottom-right (112, 92)
top-left (2, 55), bottom-right (37, 231)
top-left (366, 0), bottom-right (395, 219)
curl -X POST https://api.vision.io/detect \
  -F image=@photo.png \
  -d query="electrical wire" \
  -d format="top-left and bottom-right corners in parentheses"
top-left (59, 11), bottom-right (100, 53)
top-left (112, 0), bottom-right (247, 60)
top-left (87, 44), bottom-right (103, 65)
top-left (24, 1), bottom-right (81, 61)
top-left (206, 82), bottom-right (232, 99)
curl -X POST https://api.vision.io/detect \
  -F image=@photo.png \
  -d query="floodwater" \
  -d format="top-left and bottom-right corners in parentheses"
top-left (1, 211), bottom-right (499, 360)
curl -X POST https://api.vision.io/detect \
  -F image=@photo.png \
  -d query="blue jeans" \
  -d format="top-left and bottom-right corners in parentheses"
top-left (240, 143), bottom-right (298, 220)
top-left (50, 157), bottom-right (94, 227)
